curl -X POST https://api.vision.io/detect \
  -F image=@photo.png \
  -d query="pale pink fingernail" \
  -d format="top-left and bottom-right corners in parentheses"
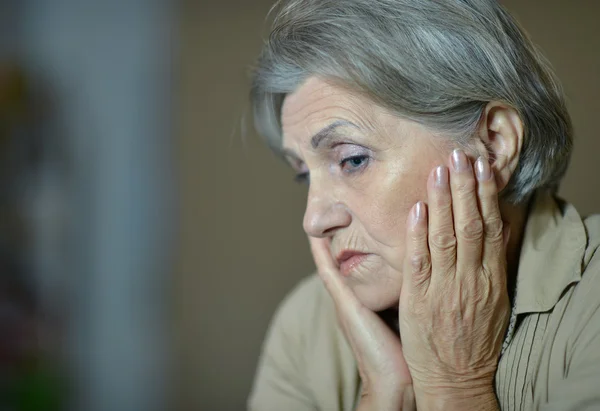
top-left (411, 201), bottom-right (424, 226)
top-left (475, 156), bottom-right (491, 181)
top-left (434, 165), bottom-right (448, 187)
top-left (451, 149), bottom-right (469, 172)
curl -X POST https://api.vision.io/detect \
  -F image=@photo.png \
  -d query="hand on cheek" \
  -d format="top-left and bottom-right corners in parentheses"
top-left (398, 149), bottom-right (510, 410)
top-left (309, 235), bottom-right (417, 411)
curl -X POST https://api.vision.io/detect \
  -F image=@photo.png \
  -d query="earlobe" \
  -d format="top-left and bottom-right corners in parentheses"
top-left (478, 102), bottom-right (524, 191)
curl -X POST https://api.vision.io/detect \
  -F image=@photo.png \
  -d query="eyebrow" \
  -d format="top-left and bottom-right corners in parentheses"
top-left (281, 119), bottom-right (360, 160)
top-left (310, 119), bottom-right (359, 149)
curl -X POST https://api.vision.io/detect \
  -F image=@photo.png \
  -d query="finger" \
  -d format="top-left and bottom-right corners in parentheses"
top-left (309, 236), bottom-right (359, 311)
top-left (402, 201), bottom-right (431, 298)
top-left (310, 237), bottom-right (409, 388)
top-left (449, 149), bottom-right (483, 274)
top-left (427, 165), bottom-right (457, 280)
top-left (474, 156), bottom-right (505, 268)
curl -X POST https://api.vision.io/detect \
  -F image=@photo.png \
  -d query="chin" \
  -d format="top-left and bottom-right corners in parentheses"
top-left (351, 282), bottom-right (401, 312)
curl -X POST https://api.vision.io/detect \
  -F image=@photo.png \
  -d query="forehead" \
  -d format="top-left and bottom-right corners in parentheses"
top-left (281, 77), bottom-right (376, 142)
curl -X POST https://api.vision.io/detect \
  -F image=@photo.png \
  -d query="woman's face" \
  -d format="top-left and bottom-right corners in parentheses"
top-left (281, 77), bottom-right (455, 311)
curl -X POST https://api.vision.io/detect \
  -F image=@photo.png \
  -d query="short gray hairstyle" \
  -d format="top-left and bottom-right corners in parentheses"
top-left (250, 0), bottom-right (573, 204)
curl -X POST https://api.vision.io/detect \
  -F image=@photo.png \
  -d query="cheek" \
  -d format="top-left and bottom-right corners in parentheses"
top-left (363, 165), bottom-right (430, 250)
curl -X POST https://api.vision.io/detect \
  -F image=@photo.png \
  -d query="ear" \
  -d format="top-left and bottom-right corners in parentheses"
top-left (477, 101), bottom-right (524, 191)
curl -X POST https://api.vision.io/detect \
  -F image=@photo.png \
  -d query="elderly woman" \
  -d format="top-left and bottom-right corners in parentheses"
top-left (247, 1), bottom-right (600, 410)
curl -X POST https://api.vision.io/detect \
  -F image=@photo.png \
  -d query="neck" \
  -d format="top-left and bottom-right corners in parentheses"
top-left (499, 195), bottom-right (533, 306)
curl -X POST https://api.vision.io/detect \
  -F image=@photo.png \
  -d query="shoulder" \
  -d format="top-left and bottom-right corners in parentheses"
top-left (282, 273), bottom-right (328, 307)
top-left (558, 212), bottom-right (600, 363)
top-left (575, 212), bottom-right (600, 293)
top-left (248, 275), bottom-right (338, 410)
top-left (564, 211), bottom-right (600, 314)
top-left (583, 213), bottom-right (600, 266)
top-left (272, 273), bottom-right (331, 326)
top-left (253, 273), bottom-right (342, 386)
top-left (265, 273), bottom-right (337, 348)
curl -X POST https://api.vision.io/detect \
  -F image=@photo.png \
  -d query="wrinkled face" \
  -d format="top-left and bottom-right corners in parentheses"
top-left (281, 77), bottom-right (453, 311)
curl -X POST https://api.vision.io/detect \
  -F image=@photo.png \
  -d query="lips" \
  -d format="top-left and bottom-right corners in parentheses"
top-left (336, 250), bottom-right (370, 277)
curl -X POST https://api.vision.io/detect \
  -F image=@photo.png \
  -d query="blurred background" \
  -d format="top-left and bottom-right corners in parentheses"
top-left (0, 1), bottom-right (599, 411)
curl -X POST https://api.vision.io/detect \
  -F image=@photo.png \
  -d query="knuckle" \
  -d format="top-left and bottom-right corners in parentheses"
top-left (456, 178), bottom-right (476, 197)
top-left (458, 218), bottom-right (483, 240)
top-left (432, 195), bottom-right (452, 210)
top-left (409, 253), bottom-right (431, 274)
top-left (484, 216), bottom-right (504, 241)
top-left (433, 204), bottom-right (453, 221)
top-left (409, 229), bottom-right (425, 242)
top-left (429, 230), bottom-right (457, 251)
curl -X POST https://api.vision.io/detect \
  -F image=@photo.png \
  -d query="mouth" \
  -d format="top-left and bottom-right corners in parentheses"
top-left (336, 250), bottom-right (371, 277)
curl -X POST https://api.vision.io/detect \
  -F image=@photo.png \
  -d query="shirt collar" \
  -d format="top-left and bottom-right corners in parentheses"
top-left (514, 190), bottom-right (587, 315)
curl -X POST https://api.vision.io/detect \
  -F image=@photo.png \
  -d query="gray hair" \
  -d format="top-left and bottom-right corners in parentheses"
top-left (250, 0), bottom-right (573, 204)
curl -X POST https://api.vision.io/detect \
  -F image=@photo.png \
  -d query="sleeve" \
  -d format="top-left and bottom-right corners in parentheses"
top-left (247, 275), bottom-right (320, 411)
top-left (541, 250), bottom-right (600, 411)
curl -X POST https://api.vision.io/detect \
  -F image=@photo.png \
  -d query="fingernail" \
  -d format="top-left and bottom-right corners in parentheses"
top-left (475, 156), bottom-right (491, 181)
top-left (451, 149), bottom-right (469, 172)
top-left (434, 165), bottom-right (448, 187)
top-left (411, 201), bottom-right (424, 225)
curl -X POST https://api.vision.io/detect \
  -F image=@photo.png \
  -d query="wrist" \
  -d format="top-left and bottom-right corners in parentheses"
top-left (358, 383), bottom-right (416, 411)
top-left (414, 385), bottom-right (498, 411)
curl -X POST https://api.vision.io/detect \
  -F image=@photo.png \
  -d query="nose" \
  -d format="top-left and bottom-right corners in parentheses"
top-left (302, 183), bottom-right (351, 238)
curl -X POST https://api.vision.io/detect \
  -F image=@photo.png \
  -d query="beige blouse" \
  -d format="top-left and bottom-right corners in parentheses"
top-left (248, 191), bottom-right (600, 410)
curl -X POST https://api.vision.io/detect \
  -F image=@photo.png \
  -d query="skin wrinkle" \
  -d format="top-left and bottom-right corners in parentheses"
top-left (254, 0), bottom-right (573, 204)
top-left (282, 76), bottom-right (528, 318)
top-left (249, 3), bottom-right (576, 404)
top-left (282, 77), bottom-right (451, 311)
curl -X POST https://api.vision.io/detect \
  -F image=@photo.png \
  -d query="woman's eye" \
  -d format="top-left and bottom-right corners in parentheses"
top-left (340, 155), bottom-right (369, 172)
top-left (294, 172), bottom-right (310, 184)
